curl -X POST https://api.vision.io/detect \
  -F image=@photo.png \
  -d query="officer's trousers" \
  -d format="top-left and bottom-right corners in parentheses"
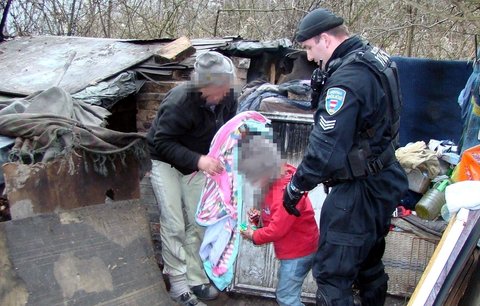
top-left (313, 163), bottom-right (408, 306)
top-left (150, 160), bottom-right (210, 287)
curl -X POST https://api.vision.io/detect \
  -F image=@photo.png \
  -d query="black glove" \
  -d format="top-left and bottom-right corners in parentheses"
top-left (283, 181), bottom-right (304, 217)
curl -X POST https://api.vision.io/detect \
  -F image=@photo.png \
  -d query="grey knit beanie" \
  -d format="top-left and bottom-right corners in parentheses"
top-left (191, 51), bottom-right (235, 87)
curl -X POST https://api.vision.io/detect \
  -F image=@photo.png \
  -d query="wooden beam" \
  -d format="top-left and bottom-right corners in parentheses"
top-left (408, 209), bottom-right (468, 306)
top-left (269, 62), bottom-right (276, 84)
top-left (408, 209), bottom-right (480, 305)
top-left (444, 251), bottom-right (479, 305)
top-left (154, 36), bottom-right (195, 64)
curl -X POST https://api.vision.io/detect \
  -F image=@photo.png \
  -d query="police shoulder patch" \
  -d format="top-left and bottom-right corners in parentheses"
top-left (325, 87), bottom-right (346, 115)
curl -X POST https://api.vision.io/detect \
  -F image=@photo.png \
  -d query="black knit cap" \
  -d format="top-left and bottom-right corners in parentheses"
top-left (295, 8), bottom-right (344, 42)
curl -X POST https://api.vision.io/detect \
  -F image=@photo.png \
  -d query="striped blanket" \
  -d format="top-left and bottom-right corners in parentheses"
top-left (195, 111), bottom-right (270, 290)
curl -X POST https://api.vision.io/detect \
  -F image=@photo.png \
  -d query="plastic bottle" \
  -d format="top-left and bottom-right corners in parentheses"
top-left (440, 180), bottom-right (480, 221)
top-left (415, 179), bottom-right (450, 220)
top-left (440, 204), bottom-right (452, 222)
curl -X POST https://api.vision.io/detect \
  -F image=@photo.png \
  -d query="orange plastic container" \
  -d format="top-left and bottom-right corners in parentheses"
top-left (451, 144), bottom-right (480, 182)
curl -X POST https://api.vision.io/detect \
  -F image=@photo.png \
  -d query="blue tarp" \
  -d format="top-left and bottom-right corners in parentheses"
top-left (392, 56), bottom-right (473, 146)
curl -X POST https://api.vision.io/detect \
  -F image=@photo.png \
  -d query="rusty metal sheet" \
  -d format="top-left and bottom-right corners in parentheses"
top-left (2, 150), bottom-right (141, 220)
top-left (0, 36), bottom-right (165, 96)
top-left (190, 37), bottom-right (236, 50)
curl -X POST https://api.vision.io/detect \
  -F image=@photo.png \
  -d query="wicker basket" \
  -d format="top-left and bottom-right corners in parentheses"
top-left (384, 230), bottom-right (438, 297)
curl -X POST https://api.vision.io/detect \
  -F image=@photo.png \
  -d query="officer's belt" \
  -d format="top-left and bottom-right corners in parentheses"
top-left (365, 142), bottom-right (396, 176)
top-left (324, 143), bottom-right (396, 189)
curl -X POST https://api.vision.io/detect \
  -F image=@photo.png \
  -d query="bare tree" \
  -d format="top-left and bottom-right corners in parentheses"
top-left (2, 0), bottom-right (479, 60)
top-left (0, 0), bottom-right (13, 41)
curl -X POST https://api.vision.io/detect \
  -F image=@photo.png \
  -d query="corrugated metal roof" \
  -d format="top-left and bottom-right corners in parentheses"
top-left (0, 36), bottom-right (166, 96)
top-left (0, 36), bottom-right (243, 96)
top-left (190, 37), bottom-right (239, 50)
top-left (0, 35), bottom-right (289, 96)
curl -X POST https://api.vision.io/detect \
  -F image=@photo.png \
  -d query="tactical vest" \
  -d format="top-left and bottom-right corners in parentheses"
top-left (327, 45), bottom-right (402, 180)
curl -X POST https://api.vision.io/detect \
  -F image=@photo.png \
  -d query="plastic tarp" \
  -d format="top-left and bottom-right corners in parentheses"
top-left (72, 71), bottom-right (138, 109)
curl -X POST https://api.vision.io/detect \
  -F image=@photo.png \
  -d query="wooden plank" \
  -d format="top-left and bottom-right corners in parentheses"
top-left (444, 251), bottom-right (479, 305)
top-left (426, 209), bottom-right (480, 304)
top-left (434, 214), bottom-right (480, 305)
top-left (408, 209), bottom-right (480, 306)
top-left (0, 224), bottom-right (28, 305)
top-left (154, 36), bottom-right (195, 64)
top-left (458, 249), bottom-right (480, 305)
top-left (269, 62), bottom-right (276, 84)
top-left (0, 200), bottom-right (171, 306)
top-left (408, 210), bottom-right (462, 305)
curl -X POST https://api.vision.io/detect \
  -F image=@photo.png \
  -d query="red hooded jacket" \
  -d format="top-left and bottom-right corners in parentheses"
top-left (252, 164), bottom-right (319, 259)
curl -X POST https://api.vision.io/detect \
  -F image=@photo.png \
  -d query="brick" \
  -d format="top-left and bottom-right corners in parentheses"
top-left (136, 111), bottom-right (147, 122)
top-left (136, 109), bottom-right (157, 123)
top-left (137, 99), bottom-right (163, 111)
top-left (137, 122), bottom-right (151, 133)
top-left (135, 92), bottom-right (165, 102)
top-left (139, 81), bottom-right (183, 93)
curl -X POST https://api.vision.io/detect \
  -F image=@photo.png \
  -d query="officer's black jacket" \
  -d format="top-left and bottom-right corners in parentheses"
top-left (146, 82), bottom-right (237, 174)
top-left (292, 36), bottom-right (395, 191)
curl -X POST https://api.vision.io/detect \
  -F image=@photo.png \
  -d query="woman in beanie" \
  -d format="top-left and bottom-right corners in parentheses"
top-left (146, 51), bottom-right (237, 306)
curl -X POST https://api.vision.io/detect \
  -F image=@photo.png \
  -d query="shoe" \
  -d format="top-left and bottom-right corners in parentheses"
top-left (190, 283), bottom-right (219, 301)
top-left (171, 291), bottom-right (206, 306)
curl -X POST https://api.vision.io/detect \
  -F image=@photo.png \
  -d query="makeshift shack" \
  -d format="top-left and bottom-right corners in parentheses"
top-left (0, 34), bottom-right (289, 305)
top-left (0, 35), bottom-right (214, 305)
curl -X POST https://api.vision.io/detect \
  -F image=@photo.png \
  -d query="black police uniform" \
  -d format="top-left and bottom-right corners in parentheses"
top-left (290, 36), bottom-right (408, 305)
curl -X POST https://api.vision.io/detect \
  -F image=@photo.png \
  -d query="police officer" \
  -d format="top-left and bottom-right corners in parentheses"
top-left (282, 8), bottom-right (408, 306)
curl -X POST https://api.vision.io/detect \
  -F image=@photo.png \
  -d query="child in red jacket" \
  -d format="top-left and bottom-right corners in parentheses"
top-left (238, 134), bottom-right (319, 306)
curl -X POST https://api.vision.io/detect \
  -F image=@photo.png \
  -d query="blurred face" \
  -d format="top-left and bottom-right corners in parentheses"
top-left (302, 33), bottom-right (332, 69)
top-left (200, 82), bottom-right (231, 104)
top-left (251, 174), bottom-right (271, 188)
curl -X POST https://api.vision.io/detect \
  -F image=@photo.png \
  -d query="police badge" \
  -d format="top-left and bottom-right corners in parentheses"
top-left (325, 87), bottom-right (346, 115)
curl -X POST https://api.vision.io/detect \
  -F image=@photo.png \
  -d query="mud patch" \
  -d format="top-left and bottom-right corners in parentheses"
top-left (53, 252), bottom-right (113, 299)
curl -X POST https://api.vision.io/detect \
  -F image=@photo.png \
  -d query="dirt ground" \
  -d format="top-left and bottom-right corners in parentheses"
top-left (161, 273), bottom-right (409, 305)
top-left (200, 292), bottom-right (409, 306)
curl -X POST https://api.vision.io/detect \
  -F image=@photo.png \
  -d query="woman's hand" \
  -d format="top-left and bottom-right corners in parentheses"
top-left (197, 155), bottom-right (224, 176)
